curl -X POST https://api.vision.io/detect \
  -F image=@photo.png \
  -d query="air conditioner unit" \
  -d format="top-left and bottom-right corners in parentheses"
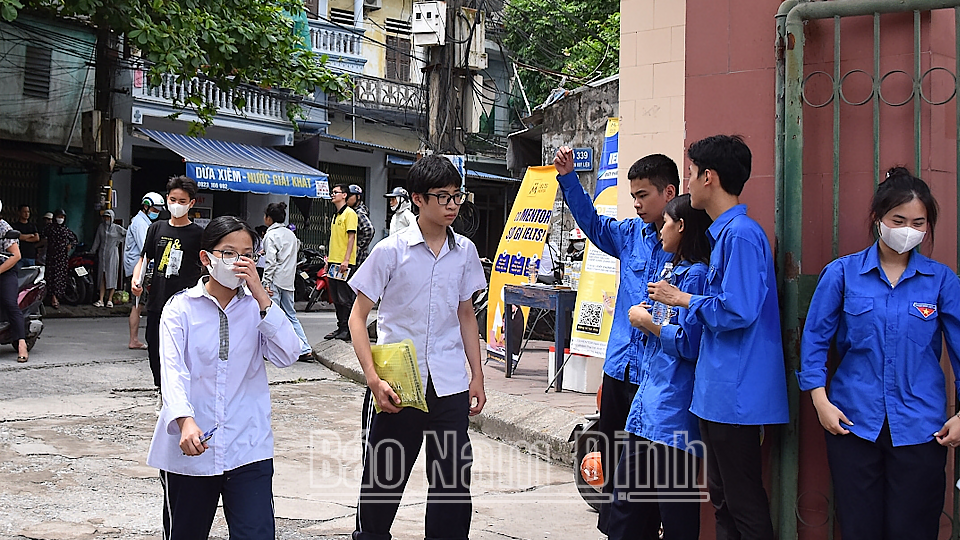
top-left (413, 2), bottom-right (446, 47)
top-left (363, 0), bottom-right (381, 11)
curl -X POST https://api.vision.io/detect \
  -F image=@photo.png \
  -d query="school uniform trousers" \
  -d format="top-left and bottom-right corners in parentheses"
top-left (355, 380), bottom-right (472, 540)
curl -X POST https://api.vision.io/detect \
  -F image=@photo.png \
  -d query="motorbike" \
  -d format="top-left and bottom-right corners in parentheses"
top-left (294, 247), bottom-right (326, 302)
top-left (304, 264), bottom-right (332, 312)
top-left (64, 245), bottom-right (96, 306)
top-left (569, 385), bottom-right (604, 511)
top-left (0, 230), bottom-right (45, 351)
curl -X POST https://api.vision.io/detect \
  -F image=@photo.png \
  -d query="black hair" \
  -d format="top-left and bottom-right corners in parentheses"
top-left (166, 175), bottom-right (198, 199)
top-left (54, 208), bottom-right (66, 217)
top-left (200, 216), bottom-right (260, 253)
top-left (17, 203), bottom-right (28, 211)
top-left (687, 135), bottom-right (752, 196)
top-left (408, 155), bottom-right (461, 194)
top-left (264, 201), bottom-right (287, 223)
top-left (870, 166), bottom-right (938, 241)
top-left (663, 194), bottom-right (712, 266)
top-left (255, 225), bottom-right (268, 237)
top-left (332, 183), bottom-right (349, 194)
top-left (627, 154), bottom-right (680, 193)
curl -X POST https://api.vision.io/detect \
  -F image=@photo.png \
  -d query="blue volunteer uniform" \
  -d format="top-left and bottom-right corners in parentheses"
top-left (625, 261), bottom-right (708, 453)
top-left (799, 243), bottom-right (960, 444)
top-left (557, 171), bottom-right (671, 383)
top-left (684, 205), bottom-right (789, 424)
top-left (798, 242), bottom-right (960, 540)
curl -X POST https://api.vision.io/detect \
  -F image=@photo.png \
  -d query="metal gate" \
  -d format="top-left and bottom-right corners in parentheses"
top-left (776, 1), bottom-right (960, 539)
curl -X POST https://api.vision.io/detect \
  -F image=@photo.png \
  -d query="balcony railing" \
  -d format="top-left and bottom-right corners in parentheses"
top-left (349, 75), bottom-right (421, 113)
top-left (132, 72), bottom-right (289, 124)
top-left (308, 20), bottom-right (366, 73)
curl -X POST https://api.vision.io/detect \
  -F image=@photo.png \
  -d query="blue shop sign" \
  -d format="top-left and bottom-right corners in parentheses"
top-left (573, 148), bottom-right (593, 171)
top-left (187, 163), bottom-right (329, 198)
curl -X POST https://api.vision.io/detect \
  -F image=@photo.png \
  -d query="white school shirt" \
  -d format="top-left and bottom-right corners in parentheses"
top-left (349, 225), bottom-right (487, 397)
top-left (146, 277), bottom-right (301, 476)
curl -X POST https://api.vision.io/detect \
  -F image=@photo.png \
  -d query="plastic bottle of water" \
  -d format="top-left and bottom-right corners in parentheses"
top-left (651, 262), bottom-right (676, 325)
top-left (526, 255), bottom-right (539, 285)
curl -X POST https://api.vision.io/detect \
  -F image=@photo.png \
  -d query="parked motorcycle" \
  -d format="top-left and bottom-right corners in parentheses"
top-left (0, 230), bottom-right (45, 351)
top-left (64, 245), bottom-right (96, 306)
top-left (294, 247), bottom-right (326, 302)
top-left (304, 264), bottom-right (331, 312)
top-left (569, 385), bottom-right (604, 511)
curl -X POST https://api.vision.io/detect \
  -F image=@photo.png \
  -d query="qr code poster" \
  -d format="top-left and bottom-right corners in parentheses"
top-left (575, 301), bottom-right (604, 335)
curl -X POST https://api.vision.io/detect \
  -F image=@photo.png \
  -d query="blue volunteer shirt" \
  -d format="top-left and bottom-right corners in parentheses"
top-left (626, 261), bottom-right (707, 456)
top-left (557, 171), bottom-right (671, 384)
top-left (798, 244), bottom-right (960, 446)
top-left (685, 205), bottom-right (789, 425)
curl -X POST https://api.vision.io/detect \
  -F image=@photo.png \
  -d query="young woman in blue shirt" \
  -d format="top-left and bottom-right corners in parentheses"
top-left (799, 168), bottom-right (960, 540)
top-left (607, 194), bottom-right (712, 540)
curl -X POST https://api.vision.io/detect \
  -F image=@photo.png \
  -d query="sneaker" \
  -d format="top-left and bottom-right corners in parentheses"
top-left (154, 389), bottom-right (162, 416)
top-left (323, 330), bottom-right (340, 340)
top-left (335, 330), bottom-right (351, 341)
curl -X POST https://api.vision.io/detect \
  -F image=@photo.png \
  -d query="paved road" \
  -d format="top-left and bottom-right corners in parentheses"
top-left (0, 312), bottom-right (600, 539)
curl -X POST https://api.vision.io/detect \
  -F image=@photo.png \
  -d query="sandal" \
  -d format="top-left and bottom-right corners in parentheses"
top-left (17, 356), bottom-right (27, 363)
top-left (106, 301), bottom-right (113, 308)
top-left (93, 300), bottom-right (104, 307)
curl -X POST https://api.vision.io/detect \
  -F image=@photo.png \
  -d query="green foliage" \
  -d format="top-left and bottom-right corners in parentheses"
top-left (501, 0), bottom-right (619, 108)
top-left (4, 0), bottom-right (350, 132)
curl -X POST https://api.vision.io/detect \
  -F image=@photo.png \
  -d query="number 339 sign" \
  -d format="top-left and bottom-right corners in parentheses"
top-left (572, 148), bottom-right (593, 171)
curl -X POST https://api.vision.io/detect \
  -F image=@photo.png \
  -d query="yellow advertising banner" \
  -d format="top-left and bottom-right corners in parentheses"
top-left (485, 166), bottom-right (559, 363)
top-left (569, 185), bottom-right (620, 358)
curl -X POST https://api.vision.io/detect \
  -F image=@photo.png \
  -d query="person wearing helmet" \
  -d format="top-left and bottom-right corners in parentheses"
top-left (384, 186), bottom-right (416, 236)
top-left (124, 192), bottom-right (164, 349)
top-left (91, 209), bottom-right (127, 308)
top-left (566, 228), bottom-right (586, 261)
top-left (345, 184), bottom-right (375, 266)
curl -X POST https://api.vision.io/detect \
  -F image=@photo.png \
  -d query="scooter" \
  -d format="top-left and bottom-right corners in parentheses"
top-left (304, 264), bottom-right (331, 312)
top-left (295, 247), bottom-right (326, 302)
top-left (0, 230), bottom-right (46, 351)
top-left (65, 245), bottom-right (96, 305)
top-left (569, 385), bottom-right (604, 511)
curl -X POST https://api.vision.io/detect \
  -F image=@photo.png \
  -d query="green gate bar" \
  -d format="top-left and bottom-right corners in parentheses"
top-left (778, 1), bottom-right (960, 539)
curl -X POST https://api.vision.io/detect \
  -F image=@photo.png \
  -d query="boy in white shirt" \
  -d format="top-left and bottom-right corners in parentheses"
top-left (348, 155), bottom-right (487, 540)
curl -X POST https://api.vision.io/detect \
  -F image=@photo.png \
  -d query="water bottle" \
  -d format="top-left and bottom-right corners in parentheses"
top-left (526, 255), bottom-right (539, 285)
top-left (651, 262), bottom-right (675, 325)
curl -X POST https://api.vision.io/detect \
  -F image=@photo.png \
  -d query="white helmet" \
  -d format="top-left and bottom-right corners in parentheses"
top-left (569, 228), bottom-right (585, 240)
top-left (142, 192), bottom-right (165, 208)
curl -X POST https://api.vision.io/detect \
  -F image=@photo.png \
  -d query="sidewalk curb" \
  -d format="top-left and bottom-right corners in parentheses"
top-left (313, 340), bottom-right (580, 466)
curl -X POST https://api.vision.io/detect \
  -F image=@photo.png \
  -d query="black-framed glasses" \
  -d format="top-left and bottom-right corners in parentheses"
top-left (423, 192), bottom-right (468, 206)
top-left (210, 249), bottom-right (258, 264)
top-left (331, 189), bottom-right (345, 195)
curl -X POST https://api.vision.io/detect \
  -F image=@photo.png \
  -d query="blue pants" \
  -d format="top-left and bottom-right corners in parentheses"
top-left (355, 380), bottom-right (472, 540)
top-left (273, 286), bottom-right (311, 355)
top-left (160, 459), bottom-right (275, 540)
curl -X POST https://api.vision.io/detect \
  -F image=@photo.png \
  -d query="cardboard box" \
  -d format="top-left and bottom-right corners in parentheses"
top-left (548, 347), bottom-right (604, 394)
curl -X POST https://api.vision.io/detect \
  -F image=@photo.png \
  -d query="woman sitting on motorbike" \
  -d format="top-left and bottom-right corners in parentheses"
top-left (0, 200), bottom-right (27, 362)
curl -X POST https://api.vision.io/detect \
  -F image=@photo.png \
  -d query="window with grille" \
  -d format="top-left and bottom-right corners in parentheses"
top-left (22, 46), bottom-right (52, 100)
top-left (329, 7), bottom-right (355, 26)
top-left (385, 35), bottom-right (411, 82)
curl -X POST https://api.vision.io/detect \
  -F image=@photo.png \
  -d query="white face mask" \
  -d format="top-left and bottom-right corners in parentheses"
top-left (205, 251), bottom-right (243, 289)
top-left (879, 222), bottom-right (926, 254)
top-left (168, 202), bottom-right (190, 219)
top-left (55, 217), bottom-right (65, 225)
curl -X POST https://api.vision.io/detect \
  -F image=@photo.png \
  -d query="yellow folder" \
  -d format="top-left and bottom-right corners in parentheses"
top-left (370, 339), bottom-right (428, 413)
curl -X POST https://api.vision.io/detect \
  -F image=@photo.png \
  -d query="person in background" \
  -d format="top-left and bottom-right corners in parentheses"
top-left (124, 192), bottom-right (164, 350)
top-left (254, 225), bottom-right (268, 279)
top-left (43, 209), bottom-right (77, 309)
top-left (261, 202), bottom-right (313, 361)
top-left (799, 168), bottom-right (960, 540)
top-left (91, 209), bottom-right (127, 308)
top-left (346, 184), bottom-right (375, 266)
top-left (566, 228), bottom-right (586, 261)
top-left (384, 186), bottom-right (416, 236)
top-left (132, 176), bottom-right (205, 414)
top-left (12, 204), bottom-right (39, 267)
top-left (0, 200), bottom-right (27, 362)
top-left (146, 215), bottom-right (300, 540)
top-left (537, 234), bottom-right (558, 284)
top-left (324, 184), bottom-right (357, 341)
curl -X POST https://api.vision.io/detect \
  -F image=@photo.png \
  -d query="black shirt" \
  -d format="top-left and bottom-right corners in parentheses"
top-left (142, 220), bottom-right (204, 312)
top-left (11, 221), bottom-right (38, 259)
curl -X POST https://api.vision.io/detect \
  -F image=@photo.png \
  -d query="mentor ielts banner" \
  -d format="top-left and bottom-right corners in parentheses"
top-left (485, 166), bottom-right (559, 365)
top-left (570, 118), bottom-right (620, 358)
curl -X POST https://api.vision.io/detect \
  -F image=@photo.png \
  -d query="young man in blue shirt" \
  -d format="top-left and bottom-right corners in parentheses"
top-left (649, 135), bottom-right (789, 540)
top-left (554, 148), bottom-right (677, 536)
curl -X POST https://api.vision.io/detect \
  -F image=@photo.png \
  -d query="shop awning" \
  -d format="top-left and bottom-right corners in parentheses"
top-left (137, 128), bottom-right (329, 198)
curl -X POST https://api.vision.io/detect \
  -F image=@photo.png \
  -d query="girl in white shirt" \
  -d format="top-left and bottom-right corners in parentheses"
top-left (146, 215), bottom-right (300, 539)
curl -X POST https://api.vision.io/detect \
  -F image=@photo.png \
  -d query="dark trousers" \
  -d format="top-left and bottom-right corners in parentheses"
top-left (0, 269), bottom-right (24, 342)
top-left (355, 381), bottom-right (472, 540)
top-left (607, 435), bottom-right (702, 540)
top-left (596, 371), bottom-right (660, 538)
top-left (329, 274), bottom-right (356, 331)
top-left (147, 310), bottom-right (161, 388)
top-left (825, 420), bottom-right (946, 540)
top-left (160, 459), bottom-right (275, 540)
top-left (699, 419), bottom-right (775, 540)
